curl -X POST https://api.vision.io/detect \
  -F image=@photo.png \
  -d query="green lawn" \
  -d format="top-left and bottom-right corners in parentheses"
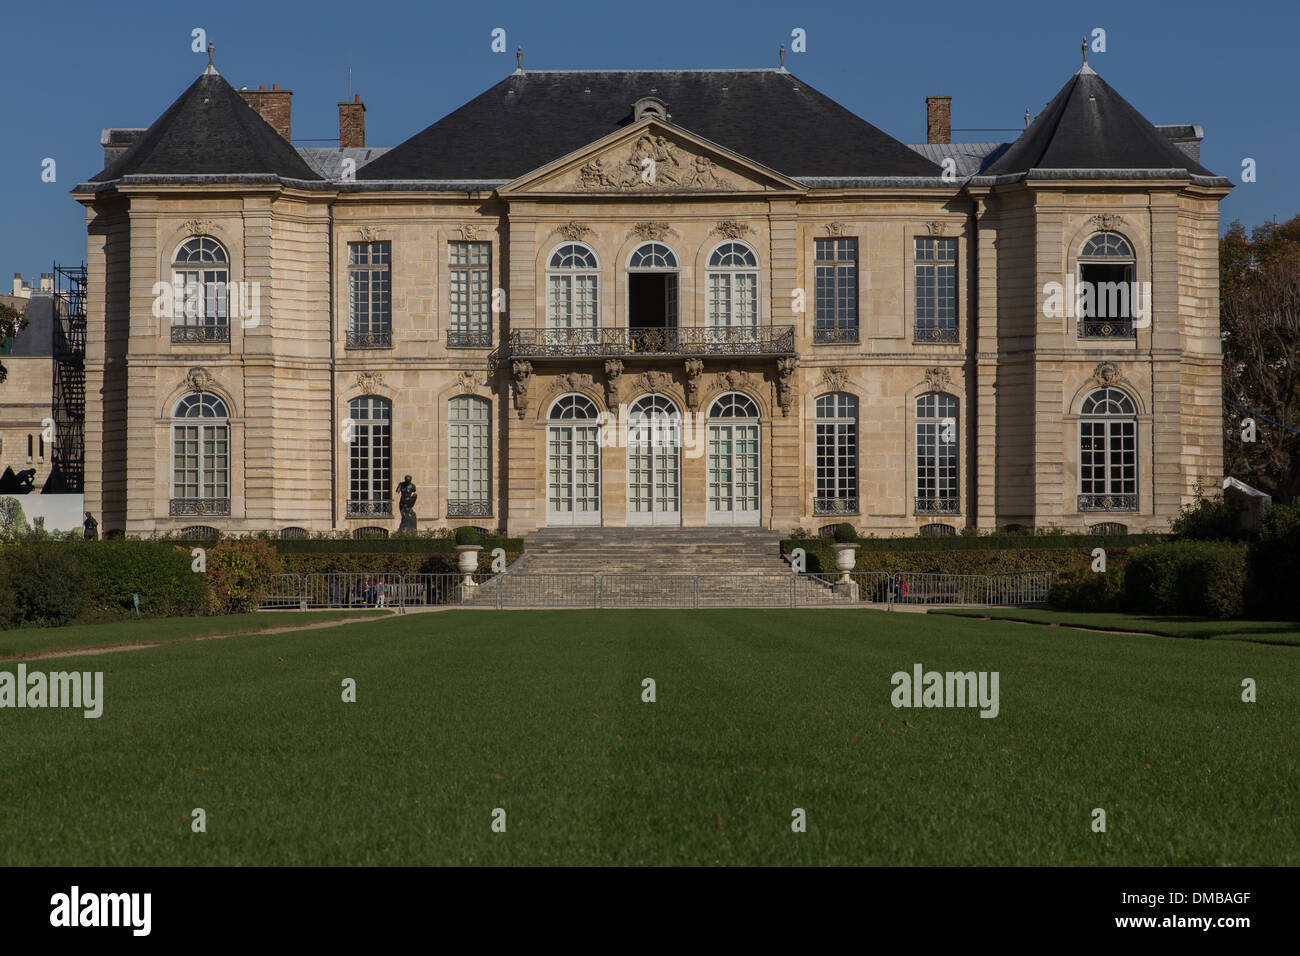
top-left (1, 609), bottom-right (1296, 865)
top-left (930, 608), bottom-right (1300, 646)
top-left (0, 610), bottom-right (392, 658)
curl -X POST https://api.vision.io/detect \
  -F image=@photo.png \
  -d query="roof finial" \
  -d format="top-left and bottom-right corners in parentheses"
top-left (1081, 37), bottom-right (1088, 65)
top-left (208, 42), bottom-right (214, 69)
top-left (1025, 107), bottom-right (1031, 128)
top-left (779, 43), bottom-right (785, 69)
top-left (516, 45), bottom-right (523, 72)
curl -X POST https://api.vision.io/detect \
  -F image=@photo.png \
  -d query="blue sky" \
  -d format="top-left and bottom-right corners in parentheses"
top-left (3, 0), bottom-right (1295, 283)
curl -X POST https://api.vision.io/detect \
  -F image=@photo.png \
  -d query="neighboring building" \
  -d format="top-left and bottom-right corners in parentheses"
top-left (0, 286), bottom-right (55, 491)
top-left (73, 51), bottom-right (1230, 538)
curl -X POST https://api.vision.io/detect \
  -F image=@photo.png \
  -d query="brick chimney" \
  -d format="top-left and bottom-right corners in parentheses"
top-left (926, 95), bottom-right (951, 145)
top-left (339, 94), bottom-right (366, 148)
top-left (239, 84), bottom-right (293, 141)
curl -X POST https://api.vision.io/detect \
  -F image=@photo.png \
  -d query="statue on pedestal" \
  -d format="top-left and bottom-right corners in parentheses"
top-left (396, 475), bottom-right (418, 534)
top-left (83, 512), bottom-right (98, 540)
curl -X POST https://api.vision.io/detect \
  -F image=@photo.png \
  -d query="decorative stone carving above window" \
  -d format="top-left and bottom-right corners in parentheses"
top-left (923, 367), bottom-right (953, 391)
top-left (354, 371), bottom-right (385, 394)
top-left (457, 224), bottom-right (483, 242)
top-left (924, 221), bottom-right (949, 236)
top-left (455, 370), bottom-right (487, 394)
top-left (553, 222), bottom-right (594, 241)
top-left (632, 370), bottom-right (673, 394)
top-left (180, 219), bottom-right (214, 236)
top-left (356, 225), bottom-right (385, 243)
top-left (185, 367), bottom-right (215, 392)
top-left (548, 371), bottom-right (597, 396)
top-left (712, 220), bottom-right (751, 239)
top-left (1090, 214), bottom-right (1126, 231)
top-left (1092, 361), bottom-right (1126, 387)
top-left (628, 222), bottom-right (679, 242)
top-left (717, 369), bottom-right (753, 392)
top-left (820, 367), bottom-right (850, 392)
top-left (824, 221), bottom-right (851, 236)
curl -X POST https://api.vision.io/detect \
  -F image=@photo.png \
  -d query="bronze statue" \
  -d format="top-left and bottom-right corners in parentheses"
top-left (83, 512), bottom-right (98, 540)
top-left (396, 475), bottom-right (418, 533)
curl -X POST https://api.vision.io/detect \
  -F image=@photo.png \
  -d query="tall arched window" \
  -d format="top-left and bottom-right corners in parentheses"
top-left (706, 392), bottom-right (760, 525)
top-left (172, 236), bottom-right (230, 343)
top-left (814, 393), bottom-right (858, 515)
top-left (915, 392), bottom-right (958, 514)
top-left (449, 396), bottom-right (492, 517)
top-left (547, 394), bottom-right (602, 525)
top-left (628, 242), bottom-right (679, 352)
top-left (707, 241), bottom-right (759, 334)
top-left (626, 393), bottom-right (681, 526)
top-left (546, 243), bottom-right (600, 348)
top-left (171, 392), bottom-right (230, 516)
top-left (1077, 231), bottom-right (1136, 337)
top-left (1078, 387), bottom-right (1137, 511)
top-left (348, 396), bottom-right (392, 517)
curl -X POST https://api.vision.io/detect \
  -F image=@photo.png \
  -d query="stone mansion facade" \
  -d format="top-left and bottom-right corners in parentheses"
top-left (74, 54), bottom-right (1230, 537)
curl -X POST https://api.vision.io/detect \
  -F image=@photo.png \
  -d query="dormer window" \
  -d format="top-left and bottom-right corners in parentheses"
top-left (633, 96), bottom-right (669, 122)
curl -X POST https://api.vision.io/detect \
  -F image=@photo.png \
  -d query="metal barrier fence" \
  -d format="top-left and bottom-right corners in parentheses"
top-left (259, 569), bottom-right (1058, 610)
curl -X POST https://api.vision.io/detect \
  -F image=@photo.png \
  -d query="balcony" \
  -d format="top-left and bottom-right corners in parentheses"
top-left (1078, 494), bottom-right (1137, 512)
top-left (347, 499), bottom-right (393, 518)
top-left (171, 324), bottom-right (230, 344)
top-left (813, 496), bottom-right (860, 516)
top-left (1078, 319), bottom-right (1135, 339)
top-left (506, 325), bottom-right (796, 360)
top-left (347, 329), bottom-right (392, 349)
top-left (913, 325), bottom-right (959, 344)
top-left (170, 497), bottom-right (230, 517)
top-left (447, 499), bottom-right (493, 518)
top-left (447, 330), bottom-right (493, 349)
top-left (915, 496), bottom-right (960, 515)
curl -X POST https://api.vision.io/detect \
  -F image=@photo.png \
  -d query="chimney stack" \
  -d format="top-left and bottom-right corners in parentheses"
top-left (339, 93), bottom-right (366, 149)
top-left (239, 84), bottom-right (293, 141)
top-left (926, 95), bottom-right (952, 145)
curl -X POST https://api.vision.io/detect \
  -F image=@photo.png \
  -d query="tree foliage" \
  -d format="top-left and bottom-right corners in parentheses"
top-left (0, 300), bottom-right (27, 384)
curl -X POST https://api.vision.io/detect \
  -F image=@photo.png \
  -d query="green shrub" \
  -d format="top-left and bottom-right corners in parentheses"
top-left (1124, 541), bottom-right (1247, 618)
top-left (1049, 566), bottom-right (1126, 612)
top-left (454, 526), bottom-right (482, 546)
top-left (1170, 493), bottom-right (1248, 542)
top-left (0, 541), bottom-right (91, 627)
top-left (832, 523), bottom-right (857, 543)
top-left (1245, 501), bottom-right (1300, 620)
top-left (204, 538), bottom-right (284, 615)
top-left (781, 532), bottom-right (1164, 553)
top-left (74, 540), bottom-right (208, 620)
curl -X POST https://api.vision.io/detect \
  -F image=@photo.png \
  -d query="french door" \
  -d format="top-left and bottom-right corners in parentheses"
top-left (706, 422), bottom-right (760, 525)
top-left (627, 420), bottom-right (681, 526)
top-left (546, 423), bottom-right (601, 526)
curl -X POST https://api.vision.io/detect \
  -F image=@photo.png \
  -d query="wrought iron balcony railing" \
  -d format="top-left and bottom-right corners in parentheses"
top-left (447, 330), bottom-right (493, 349)
top-left (170, 497), bottom-right (231, 516)
top-left (347, 329), bottom-right (393, 349)
top-left (813, 496), bottom-right (860, 516)
top-left (171, 324), bottom-right (231, 344)
top-left (507, 325), bottom-right (796, 359)
top-left (447, 499), bottom-right (493, 518)
top-left (347, 499), bottom-right (393, 518)
top-left (914, 325), bottom-right (960, 344)
top-left (813, 326), bottom-right (860, 345)
top-left (1078, 493), bottom-right (1137, 512)
top-left (915, 495), bottom-right (960, 515)
top-left (1078, 319), bottom-right (1135, 339)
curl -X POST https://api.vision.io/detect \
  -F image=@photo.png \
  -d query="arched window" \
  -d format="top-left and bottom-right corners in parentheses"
top-left (1078, 387), bottom-right (1137, 511)
top-left (814, 393), bottom-right (858, 515)
top-left (171, 392), bottom-right (230, 516)
top-left (915, 392), bottom-right (958, 514)
top-left (707, 241), bottom-right (759, 332)
top-left (706, 392), bottom-right (760, 525)
top-left (548, 393), bottom-right (600, 420)
top-left (628, 243), bottom-right (679, 351)
top-left (546, 243), bottom-right (599, 346)
top-left (279, 526), bottom-right (309, 539)
top-left (1078, 231), bottom-right (1136, 337)
top-left (919, 523), bottom-right (956, 537)
top-left (547, 394), bottom-right (601, 525)
top-left (627, 394), bottom-right (682, 525)
top-left (449, 396), bottom-right (492, 517)
top-left (348, 396), bottom-right (392, 518)
top-left (179, 525), bottom-right (220, 539)
top-left (171, 236), bottom-right (230, 343)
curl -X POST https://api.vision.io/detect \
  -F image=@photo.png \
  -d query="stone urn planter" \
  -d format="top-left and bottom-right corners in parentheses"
top-left (833, 542), bottom-right (859, 583)
top-left (455, 545), bottom-right (482, 587)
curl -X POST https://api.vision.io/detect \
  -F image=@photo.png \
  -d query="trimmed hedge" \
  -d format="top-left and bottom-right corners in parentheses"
top-left (789, 543), bottom-right (1131, 577)
top-left (1122, 541), bottom-right (1247, 619)
top-left (1048, 566), bottom-right (1127, 613)
top-left (167, 536), bottom-right (525, 555)
top-left (782, 532), bottom-right (1163, 554)
top-left (1245, 501), bottom-right (1300, 620)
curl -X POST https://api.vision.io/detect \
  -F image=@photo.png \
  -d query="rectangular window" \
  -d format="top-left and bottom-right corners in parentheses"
top-left (814, 238), bottom-right (858, 344)
top-left (347, 242), bottom-right (391, 348)
top-left (172, 424), bottom-right (228, 500)
top-left (1080, 421), bottom-right (1137, 496)
top-left (914, 237), bottom-right (957, 343)
top-left (449, 397), bottom-right (491, 516)
top-left (915, 393), bottom-right (959, 514)
top-left (449, 241), bottom-right (491, 347)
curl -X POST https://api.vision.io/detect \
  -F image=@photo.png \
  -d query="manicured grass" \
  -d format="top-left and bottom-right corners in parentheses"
top-left (930, 608), bottom-right (1300, 646)
top-left (1, 609), bottom-right (1296, 865)
top-left (0, 610), bottom-right (392, 658)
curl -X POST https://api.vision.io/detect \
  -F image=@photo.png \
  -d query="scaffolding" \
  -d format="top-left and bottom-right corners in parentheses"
top-left (49, 262), bottom-right (86, 494)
